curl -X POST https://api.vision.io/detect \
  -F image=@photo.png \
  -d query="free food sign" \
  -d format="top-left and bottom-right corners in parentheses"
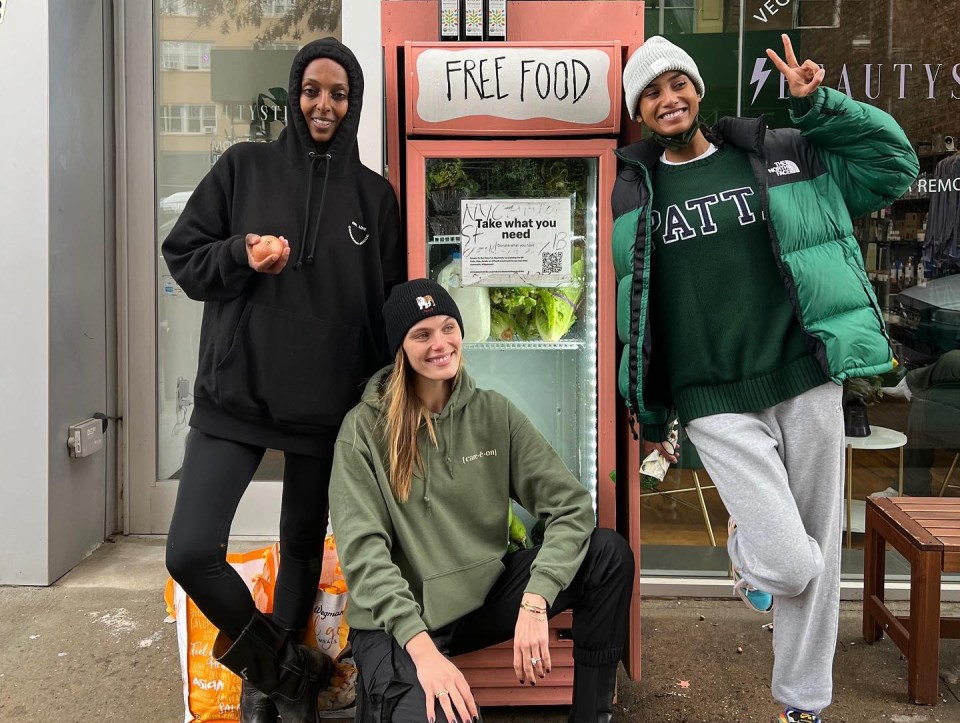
top-left (406, 42), bottom-right (621, 135)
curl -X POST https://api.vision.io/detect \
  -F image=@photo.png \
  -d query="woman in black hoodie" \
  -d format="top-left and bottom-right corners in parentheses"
top-left (162, 38), bottom-right (405, 722)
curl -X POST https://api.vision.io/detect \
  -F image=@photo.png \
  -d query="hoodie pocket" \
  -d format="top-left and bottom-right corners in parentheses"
top-left (215, 303), bottom-right (363, 427)
top-left (421, 555), bottom-right (505, 630)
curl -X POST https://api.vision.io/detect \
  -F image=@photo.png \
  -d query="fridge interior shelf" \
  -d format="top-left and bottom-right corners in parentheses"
top-left (429, 235), bottom-right (462, 246)
top-left (465, 340), bottom-right (584, 351)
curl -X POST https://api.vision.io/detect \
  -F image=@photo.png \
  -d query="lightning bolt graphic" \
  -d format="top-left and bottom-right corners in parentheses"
top-left (750, 57), bottom-right (771, 105)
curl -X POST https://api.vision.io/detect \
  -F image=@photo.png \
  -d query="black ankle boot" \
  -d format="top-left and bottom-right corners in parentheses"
top-left (239, 681), bottom-right (278, 723)
top-left (214, 611), bottom-right (333, 723)
top-left (567, 662), bottom-right (618, 723)
top-left (238, 617), bottom-right (284, 723)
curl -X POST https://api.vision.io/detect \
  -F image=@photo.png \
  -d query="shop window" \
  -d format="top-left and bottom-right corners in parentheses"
top-left (153, 0), bottom-right (338, 486)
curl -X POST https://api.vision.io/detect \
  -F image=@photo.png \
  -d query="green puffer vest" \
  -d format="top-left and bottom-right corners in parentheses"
top-left (612, 87), bottom-right (919, 431)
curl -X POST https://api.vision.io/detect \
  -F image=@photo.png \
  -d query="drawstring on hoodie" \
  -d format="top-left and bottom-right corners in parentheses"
top-left (423, 431), bottom-right (432, 516)
top-left (444, 410), bottom-right (454, 476)
top-left (422, 409), bottom-right (457, 515)
top-left (294, 151), bottom-right (332, 270)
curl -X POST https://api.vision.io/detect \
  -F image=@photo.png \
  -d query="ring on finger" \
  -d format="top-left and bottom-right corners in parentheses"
top-left (530, 656), bottom-right (541, 666)
top-left (435, 689), bottom-right (449, 698)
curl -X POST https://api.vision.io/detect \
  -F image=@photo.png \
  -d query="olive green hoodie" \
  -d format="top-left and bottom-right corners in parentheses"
top-left (329, 367), bottom-right (595, 648)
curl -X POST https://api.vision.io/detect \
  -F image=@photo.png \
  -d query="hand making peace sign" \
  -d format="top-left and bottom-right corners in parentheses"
top-left (766, 33), bottom-right (825, 98)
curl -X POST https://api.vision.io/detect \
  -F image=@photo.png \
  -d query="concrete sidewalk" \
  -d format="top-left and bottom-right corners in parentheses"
top-left (0, 536), bottom-right (958, 723)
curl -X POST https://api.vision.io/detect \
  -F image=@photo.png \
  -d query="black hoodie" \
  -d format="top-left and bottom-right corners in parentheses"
top-left (162, 38), bottom-right (405, 456)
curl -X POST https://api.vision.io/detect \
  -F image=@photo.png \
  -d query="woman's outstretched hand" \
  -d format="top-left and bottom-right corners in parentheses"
top-left (513, 593), bottom-right (551, 685)
top-left (642, 439), bottom-right (678, 464)
top-left (406, 632), bottom-right (478, 723)
top-left (766, 33), bottom-right (824, 98)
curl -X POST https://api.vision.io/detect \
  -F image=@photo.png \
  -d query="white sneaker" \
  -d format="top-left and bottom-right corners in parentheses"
top-left (880, 377), bottom-right (912, 401)
top-left (868, 486), bottom-right (899, 499)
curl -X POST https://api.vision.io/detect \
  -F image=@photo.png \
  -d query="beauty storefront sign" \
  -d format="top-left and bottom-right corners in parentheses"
top-left (749, 59), bottom-right (960, 104)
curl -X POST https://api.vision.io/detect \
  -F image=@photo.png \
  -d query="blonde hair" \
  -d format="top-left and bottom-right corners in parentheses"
top-left (381, 347), bottom-right (461, 502)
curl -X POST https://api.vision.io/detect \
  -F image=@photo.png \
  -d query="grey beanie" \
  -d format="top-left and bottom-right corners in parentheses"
top-left (623, 36), bottom-right (705, 121)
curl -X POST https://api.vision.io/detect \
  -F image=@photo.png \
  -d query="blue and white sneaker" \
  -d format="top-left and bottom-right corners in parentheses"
top-left (777, 707), bottom-right (821, 723)
top-left (728, 518), bottom-right (773, 614)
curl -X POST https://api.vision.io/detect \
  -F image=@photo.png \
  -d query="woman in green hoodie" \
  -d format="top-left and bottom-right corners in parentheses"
top-left (329, 279), bottom-right (634, 723)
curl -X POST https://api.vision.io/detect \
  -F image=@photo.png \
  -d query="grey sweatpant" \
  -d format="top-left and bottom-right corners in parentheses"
top-left (685, 381), bottom-right (844, 713)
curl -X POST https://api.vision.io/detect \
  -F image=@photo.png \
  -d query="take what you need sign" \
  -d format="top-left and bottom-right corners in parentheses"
top-left (460, 197), bottom-right (573, 287)
top-left (408, 43), bottom-right (619, 135)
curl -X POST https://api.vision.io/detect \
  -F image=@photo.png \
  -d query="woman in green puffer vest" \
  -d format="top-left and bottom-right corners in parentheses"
top-left (612, 35), bottom-right (917, 723)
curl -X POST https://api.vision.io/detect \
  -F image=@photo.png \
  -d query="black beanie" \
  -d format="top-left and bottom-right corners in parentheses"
top-left (383, 279), bottom-right (465, 357)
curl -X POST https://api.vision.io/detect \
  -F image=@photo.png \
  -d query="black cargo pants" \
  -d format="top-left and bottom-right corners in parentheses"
top-left (350, 528), bottom-right (634, 723)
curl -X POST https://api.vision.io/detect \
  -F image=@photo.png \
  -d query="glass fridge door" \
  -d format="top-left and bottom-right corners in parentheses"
top-left (419, 153), bottom-right (601, 506)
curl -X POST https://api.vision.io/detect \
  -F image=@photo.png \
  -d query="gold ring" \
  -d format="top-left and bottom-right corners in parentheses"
top-left (435, 689), bottom-right (449, 698)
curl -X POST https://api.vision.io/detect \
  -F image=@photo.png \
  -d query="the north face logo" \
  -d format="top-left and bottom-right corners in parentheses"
top-left (416, 295), bottom-right (435, 311)
top-left (768, 160), bottom-right (800, 177)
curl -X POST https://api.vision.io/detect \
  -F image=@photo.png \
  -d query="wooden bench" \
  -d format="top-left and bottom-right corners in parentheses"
top-left (862, 497), bottom-right (960, 704)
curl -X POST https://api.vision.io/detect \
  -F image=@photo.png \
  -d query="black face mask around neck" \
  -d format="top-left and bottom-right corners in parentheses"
top-left (651, 114), bottom-right (702, 151)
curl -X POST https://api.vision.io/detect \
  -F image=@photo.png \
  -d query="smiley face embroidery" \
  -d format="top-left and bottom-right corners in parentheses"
top-left (349, 221), bottom-right (370, 246)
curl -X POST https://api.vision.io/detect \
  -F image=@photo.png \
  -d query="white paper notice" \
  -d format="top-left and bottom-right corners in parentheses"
top-left (416, 47), bottom-right (610, 124)
top-left (460, 197), bottom-right (573, 287)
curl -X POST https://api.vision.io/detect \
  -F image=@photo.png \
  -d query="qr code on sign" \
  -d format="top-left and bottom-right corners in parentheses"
top-left (541, 252), bottom-right (563, 274)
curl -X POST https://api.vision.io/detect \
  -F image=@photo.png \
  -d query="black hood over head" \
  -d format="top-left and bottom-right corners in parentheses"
top-left (281, 37), bottom-right (365, 269)
top-left (281, 37), bottom-right (364, 174)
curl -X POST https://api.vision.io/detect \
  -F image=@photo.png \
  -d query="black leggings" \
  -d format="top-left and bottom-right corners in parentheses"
top-left (165, 428), bottom-right (333, 638)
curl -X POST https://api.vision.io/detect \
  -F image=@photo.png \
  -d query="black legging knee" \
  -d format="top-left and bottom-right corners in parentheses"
top-left (165, 429), bottom-right (331, 638)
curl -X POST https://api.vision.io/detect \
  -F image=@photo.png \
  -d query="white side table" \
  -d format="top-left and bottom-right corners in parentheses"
top-left (844, 425), bottom-right (908, 548)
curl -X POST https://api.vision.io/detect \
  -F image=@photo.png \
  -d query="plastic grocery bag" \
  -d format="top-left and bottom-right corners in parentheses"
top-left (308, 536), bottom-right (350, 658)
top-left (640, 418), bottom-right (679, 491)
top-left (164, 546), bottom-right (273, 723)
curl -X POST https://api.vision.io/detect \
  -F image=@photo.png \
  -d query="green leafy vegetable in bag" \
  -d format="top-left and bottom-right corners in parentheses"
top-left (489, 287), bottom-right (539, 340)
top-left (534, 259), bottom-right (585, 342)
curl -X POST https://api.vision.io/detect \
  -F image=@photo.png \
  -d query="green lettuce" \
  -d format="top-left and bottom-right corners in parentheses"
top-left (489, 287), bottom-right (539, 340)
top-left (534, 259), bottom-right (585, 342)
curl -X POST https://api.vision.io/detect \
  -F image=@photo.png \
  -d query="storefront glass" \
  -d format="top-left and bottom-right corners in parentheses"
top-left (638, 1), bottom-right (960, 581)
top-left (154, 2), bottom-right (340, 481)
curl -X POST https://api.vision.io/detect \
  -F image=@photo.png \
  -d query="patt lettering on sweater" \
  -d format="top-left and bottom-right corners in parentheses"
top-left (652, 187), bottom-right (758, 244)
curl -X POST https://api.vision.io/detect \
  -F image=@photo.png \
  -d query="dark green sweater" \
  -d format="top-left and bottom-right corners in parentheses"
top-left (645, 145), bottom-right (824, 435)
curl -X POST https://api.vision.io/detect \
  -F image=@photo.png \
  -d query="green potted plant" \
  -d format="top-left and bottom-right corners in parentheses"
top-left (426, 159), bottom-right (479, 237)
top-left (843, 376), bottom-right (884, 437)
top-left (426, 159), bottom-right (477, 212)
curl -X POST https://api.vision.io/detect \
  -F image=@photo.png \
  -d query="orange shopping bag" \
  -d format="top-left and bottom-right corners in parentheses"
top-left (164, 546), bottom-right (273, 723)
top-left (257, 536), bottom-right (357, 713)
